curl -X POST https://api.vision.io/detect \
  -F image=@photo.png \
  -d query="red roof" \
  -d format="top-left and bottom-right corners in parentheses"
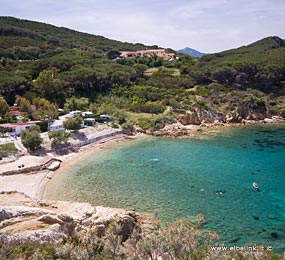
top-left (8, 110), bottom-right (23, 116)
top-left (0, 121), bottom-right (40, 128)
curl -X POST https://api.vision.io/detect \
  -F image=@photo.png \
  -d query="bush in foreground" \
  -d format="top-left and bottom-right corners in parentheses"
top-left (0, 216), bottom-right (284, 260)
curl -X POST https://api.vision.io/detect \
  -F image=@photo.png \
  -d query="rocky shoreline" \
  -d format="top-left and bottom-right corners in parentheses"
top-left (0, 191), bottom-right (156, 245)
top-left (1, 119), bottom-right (284, 248)
top-left (0, 134), bottom-right (157, 247)
top-left (138, 116), bottom-right (285, 137)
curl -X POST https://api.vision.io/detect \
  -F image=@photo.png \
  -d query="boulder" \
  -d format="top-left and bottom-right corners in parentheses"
top-left (118, 214), bottom-right (137, 242)
top-left (225, 113), bottom-right (243, 123)
top-left (37, 214), bottom-right (64, 225)
top-left (0, 193), bottom-right (141, 246)
top-left (180, 110), bottom-right (201, 125)
top-left (0, 206), bottom-right (54, 222)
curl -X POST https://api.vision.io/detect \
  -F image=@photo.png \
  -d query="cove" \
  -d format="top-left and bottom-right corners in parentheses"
top-left (48, 124), bottom-right (285, 253)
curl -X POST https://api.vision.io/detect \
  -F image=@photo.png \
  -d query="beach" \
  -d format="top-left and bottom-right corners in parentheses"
top-left (1, 120), bottom-right (282, 201)
top-left (0, 133), bottom-right (139, 201)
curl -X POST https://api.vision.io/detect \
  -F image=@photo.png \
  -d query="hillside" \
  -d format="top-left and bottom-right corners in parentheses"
top-left (0, 16), bottom-right (155, 53)
top-left (177, 47), bottom-right (205, 58)
top-left (0, 17), bottom-right (285, 132)
top-left (193, 36), bottom-right (285, 91)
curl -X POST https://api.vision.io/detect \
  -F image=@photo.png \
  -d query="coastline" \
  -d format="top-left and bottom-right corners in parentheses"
top-left (0, 133), bottom-right (142, 202)
top-left (39, 133), bottom-right (142, 200)
top-left (1, 120), bottom-right (284, 202)
top-left (1, 122), bottom-right (285, 254)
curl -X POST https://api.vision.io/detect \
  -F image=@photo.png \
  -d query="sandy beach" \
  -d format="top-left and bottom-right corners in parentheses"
top-left (0, 133), bottom-right (139, 202)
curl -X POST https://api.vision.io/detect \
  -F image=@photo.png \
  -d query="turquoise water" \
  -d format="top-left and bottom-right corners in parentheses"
top-left (50, 124), bottom-right (285, 252)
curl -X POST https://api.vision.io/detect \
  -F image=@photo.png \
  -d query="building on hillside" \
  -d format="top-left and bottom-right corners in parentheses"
top-left (67, 110), bottom-right (82, 117)
top-left (82, 111), bottom-right (93, 117)
top-left (8, 106), bottom-right (25, 122)
top-left (84, 118), bottom-right (96, 126)
top-left (0, 121), bottom-right (40, 136)
top-left (120, 49), bottom-right (175, 61)
top-left (49, 119), bottom-right (64, 131)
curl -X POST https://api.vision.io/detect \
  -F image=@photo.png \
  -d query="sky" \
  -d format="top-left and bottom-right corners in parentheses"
top-left (1, 0), bottom-right (285, 53)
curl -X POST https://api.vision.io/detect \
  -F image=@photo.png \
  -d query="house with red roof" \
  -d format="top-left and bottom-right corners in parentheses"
top-left (120, 49), bottom-right (175, 61)
top-left (0, 121), bottom-right (41, 136)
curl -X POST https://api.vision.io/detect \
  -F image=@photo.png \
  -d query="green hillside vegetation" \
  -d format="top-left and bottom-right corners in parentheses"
top-left (0, 16), bottom-right (285, 131)
top-left (0, 17), bottom-right (285, 258)
top-left (193, 36), bottom-right (285, 91)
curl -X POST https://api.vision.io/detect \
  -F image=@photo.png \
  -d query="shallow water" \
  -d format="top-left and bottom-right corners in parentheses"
top-left (49, 124), bottom-right (285, 252)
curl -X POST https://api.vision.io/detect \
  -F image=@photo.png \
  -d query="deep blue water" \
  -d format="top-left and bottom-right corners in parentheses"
top-left (49, 124), bottom-right (285, 252)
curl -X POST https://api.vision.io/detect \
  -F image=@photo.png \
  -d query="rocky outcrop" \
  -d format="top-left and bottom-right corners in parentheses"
top-left (179, 110), bottom-right (201, 125)
top-left (149, 123), bottom-right (190, 137)
top-left (0, 192), bottom-right (138, 245)
top-left (179, 109), bottom-right (225, 126)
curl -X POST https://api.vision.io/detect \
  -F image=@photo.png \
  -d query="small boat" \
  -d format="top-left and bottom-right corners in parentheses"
top-left (252, 182), bottom-right (260, 191)
top-left (46, 160), bottom-right (61, 171)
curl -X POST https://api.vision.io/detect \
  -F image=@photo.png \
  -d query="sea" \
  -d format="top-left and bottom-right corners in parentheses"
top-left (47, 124), bottom-right (285, 253)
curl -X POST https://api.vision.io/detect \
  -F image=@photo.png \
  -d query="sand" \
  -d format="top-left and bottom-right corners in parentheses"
top-left (0, 133), bottom-right (139, 203)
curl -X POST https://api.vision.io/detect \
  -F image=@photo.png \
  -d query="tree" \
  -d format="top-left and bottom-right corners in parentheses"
top-left (63, 97), bottom-right (89, 112)
top-left (0, 126), bottom-right (7, 136)
top-left (32, 67), bottom-right (62, 101)
top-left (48, 130), bottom-right (71, 147)
top-left (21, 125), bottom-right (43, 151)
top-left (32, 97), bottom-right (58, 120)
top-left (0, 97), bottom-right (9, 116)
top-left (15, 95), bottom-right (33, 114)
top-left (133, 64), bottom-right (148, 77)
top-left (107, 50), bottom-right (121, 60)
top-left (63, 116), bottom-right (82, 131)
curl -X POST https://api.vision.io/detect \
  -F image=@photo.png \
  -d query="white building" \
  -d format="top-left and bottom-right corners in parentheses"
top-left (68, 110), bottom-right (81, 117)
top-left (49, 119), bottom-right (64, 131)
top-left (0, 121), bottom-right (40, 136)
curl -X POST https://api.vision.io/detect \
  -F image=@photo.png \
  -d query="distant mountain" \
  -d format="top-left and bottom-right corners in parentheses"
top-left (177, 47), bottom-right (206, 58)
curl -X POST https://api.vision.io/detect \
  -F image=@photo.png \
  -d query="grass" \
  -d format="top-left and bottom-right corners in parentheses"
top-left (144, 68), bottom-right (159, 76)
top-left (144, 67), bottom-right (180, 76)
top-left (0, 143), bottom-right (18, 157)
top-left (125, 111), bottom-right (162, 124)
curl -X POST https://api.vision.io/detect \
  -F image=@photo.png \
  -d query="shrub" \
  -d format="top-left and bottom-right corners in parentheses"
top-left (21, 125), bottom-right (43, 151)
top-left (4, 242), bottom-right (56, 260)
top-left (196, 86), bottom-right (211, 97)
top-left (138, 118), bottom-right (155, 130)
top-left (121, 121), bottom-right (134, 132)
top-left (130, 101), bottom-right (165, 114)
top-left (48, 130), bottom-right (71, 147)
top-left (0, 143), bottom-right (18, 157)
top-left (197, 101), bottom-right (208, 109)
top-left (63, 116), bottom-right (83, 131)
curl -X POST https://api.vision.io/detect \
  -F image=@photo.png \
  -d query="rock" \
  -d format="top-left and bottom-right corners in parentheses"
top-left (58, 214), bottom-right (73, 222)
top-left (118, 214), bottom-right (137, 242)
top-left (180, 110), bottom-right (201, 125)
top-left (270, 232), bottom-right (279, 239)
top-left (264, 118), bottom-right (273, 123)
top-left (37, 215), bottom-right (64, 225)
top-left (93, 224), bottom-right (106, 237)
top-left (0, 206), bottom-right (54, 221)
top-left (0, 193), bottom-right (144, 246)
top-left (225, 112), bottom-right (243, 123)
top-left (149, 123), bottom-right (189, 137)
